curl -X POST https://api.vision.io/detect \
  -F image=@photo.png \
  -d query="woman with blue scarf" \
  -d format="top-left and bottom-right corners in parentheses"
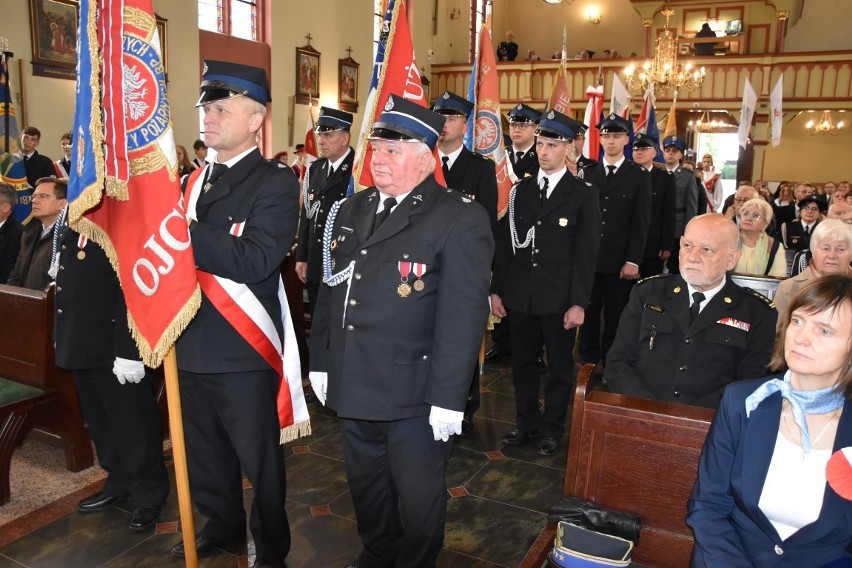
top-left (688, 275), bottom-right (852, 567)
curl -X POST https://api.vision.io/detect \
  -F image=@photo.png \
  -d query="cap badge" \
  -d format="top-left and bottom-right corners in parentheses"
top-left (442, 92), bottom-right (450, 99)
top-left (547, 110), bottom-right (555, 120)
top-left (516, 103), bottom-right (523, 110)
top-left (384, 97), bottom-right (394, 111)
top-left (319, 108), bottom-right (325, 116)
top-left (559, 218), bottom-right (568, 227)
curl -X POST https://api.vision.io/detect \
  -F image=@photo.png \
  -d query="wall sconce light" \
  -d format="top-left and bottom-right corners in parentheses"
top-left (585, 6), bottom-right (602, 24)
top-left (449, 7), bottom-right (461, 20)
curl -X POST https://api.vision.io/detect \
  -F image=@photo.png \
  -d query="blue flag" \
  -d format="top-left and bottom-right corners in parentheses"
top-left (0, 52), bottom-right (31, 222)
top-left (463, 54), bottom-right (477, 151)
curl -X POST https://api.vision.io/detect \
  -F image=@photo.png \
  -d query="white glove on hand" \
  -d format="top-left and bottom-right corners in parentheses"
top-left (113, 357), bottom-right (145, 385)
top-left (309, 371), bottom-right (328, 406)
top-left (429, 406), bottom-right (464, 442)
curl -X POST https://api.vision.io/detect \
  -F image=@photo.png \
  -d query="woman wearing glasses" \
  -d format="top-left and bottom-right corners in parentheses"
top-left (784, 195), bottom-right (824, 252)
top-left (734, 198), bottom-right (787, 277)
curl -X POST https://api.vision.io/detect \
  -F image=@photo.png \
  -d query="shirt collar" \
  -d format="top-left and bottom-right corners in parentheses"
top-left (537, 167), bottom-right (568, 196)
top-left (218, 146), bottom-right (257, 168)
top-left (328, 147), bottom-right (352, 172)
top-left (686, 276), bottom-right (726, 308)
top-left (438, 145), bottom-right (464, 170)
top-left (603, 155), bottom-right (626, 171)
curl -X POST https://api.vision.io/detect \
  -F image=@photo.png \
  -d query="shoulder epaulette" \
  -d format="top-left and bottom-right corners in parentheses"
top-left (741, 287), bottom-right (776, 309)
top-left (266, 159), bottom-right (292, 170)
top-left (469, 151), bottom-right (489, 162)
top-left (442, 187), bottom-right (475, 205)
top-left (637, 273), bottom-right (672, 286)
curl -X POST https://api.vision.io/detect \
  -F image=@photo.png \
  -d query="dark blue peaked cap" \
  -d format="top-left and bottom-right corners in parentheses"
top-left (535, 109), bottom-right (576, 141)
top-left (432, 90), bottom-right (474, 118)
top-left (633, 132), bottom-right (659, 148)
top-left (597, 113), bottom-right (631, 133)
top-left (663, 135), bottom-right (686, 152)
top-left (316, 107), bottom-right (354, 132)
top-left (369, 94), bottom-right (446, 150)
top-left (197, 60), bottom-right (271, 106)
top-left (508, 103), bottom-right (540, 123)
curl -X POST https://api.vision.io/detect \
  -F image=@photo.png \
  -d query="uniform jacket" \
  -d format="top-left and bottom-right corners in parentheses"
top-left (176, 149), bottom-right (300, 373)
top-left (670, 166), bottom-right (700, 240)
top-left (773, 202), bottom-right (796, 236)
top-left (576, 155), bottom-right (596, 171)
top-left (295, 149), bottom-right (354, 284)
top-left (23, 151), bottom-right (55, 188)
top-left (0, 215), bottom-right (23, 283)
top-left (309, 176), bottom-right (493, 421)
top-left (688, 377), bottom-right (852, 567)
top-left (783, 219), bottom-right (819, 252)
top-left (582, 159), bottom-right (651, 273)
top-left (7, 222), bottom-right (54, 290)
top-left (444, 147), bottom-right (498, 233)
top-left (604, 274), bottom-right (778, 408)
top-left (54, 229), bottom-right (139, 369)
top-left (644, 166), bottom-right (677, 259)
top-left (491, 172), bottom-right (601, 315)
top-left (510, 146), bottom-right (539, 179)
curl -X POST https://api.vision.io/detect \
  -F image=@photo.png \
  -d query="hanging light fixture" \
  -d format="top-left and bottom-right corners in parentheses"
top-left (688, 110), bottom-right (733, 133)
top-left (805, 110), bottom-right (845, 135)
top-left (624, 9), bottom-right (705, 95)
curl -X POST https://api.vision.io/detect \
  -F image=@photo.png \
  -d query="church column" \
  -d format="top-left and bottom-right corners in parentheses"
top-left (643, 18), bottom-right (654, 58)
top-left (775, 11), bottom-right (789, 54)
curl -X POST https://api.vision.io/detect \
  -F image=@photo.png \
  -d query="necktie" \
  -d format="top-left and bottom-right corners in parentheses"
top-left (804, 225), bottom-right (810, 236)
top-left (372, 197), bottom-right (398, 235)
top-left (203, 163), bottom-right (228, 193)
top-left (689, 291), bottom-right (705, 324)
top-left (539, 177), bottom-right (549, 206)
top-left (606, 164), bottom-right (616, 178)
top-left (515, 150), bottom-right (524, 163)
top-left (328, 164), bottom-right (334, 179)
top-left (441, 156), bottom-right (450, 179)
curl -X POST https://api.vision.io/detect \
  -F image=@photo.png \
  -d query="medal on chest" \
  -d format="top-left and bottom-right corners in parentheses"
top-left (77, 234), bottom-right (87, 260)
top-left (412, 263), bottom-right (426, 292)
top-left (397, 261), bottom-right (412, 297)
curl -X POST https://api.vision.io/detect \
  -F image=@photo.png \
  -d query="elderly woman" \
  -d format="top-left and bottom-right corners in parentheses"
top-left (688, 275), bottom-right (852, 567)
top-left (734, 198), bottom-right (787, 277)
top-left (775, 219), bottom-right (852, 326)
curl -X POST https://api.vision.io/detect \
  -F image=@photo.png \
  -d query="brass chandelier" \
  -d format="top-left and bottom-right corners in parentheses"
top-left (805, 110), bottom-right (845, 135)
top-left (624, 9), bottom-right (705, 95)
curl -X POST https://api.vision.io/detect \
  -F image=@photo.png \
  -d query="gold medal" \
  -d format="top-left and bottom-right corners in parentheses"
top-left (413, 279), bottom-right (425, 292)
top-left (77, 250), bottom-right (86, 260)
top-left (397, 282), bottom-right (412, 297)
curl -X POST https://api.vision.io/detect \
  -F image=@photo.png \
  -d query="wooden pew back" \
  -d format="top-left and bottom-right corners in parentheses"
top-left (564, 365), bottom-right (714, 568)
top-left (0, 284), bottom-right (57, 389)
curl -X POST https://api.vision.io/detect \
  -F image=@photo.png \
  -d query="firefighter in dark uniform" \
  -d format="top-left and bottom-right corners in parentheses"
top-left (605, 214), bottom-right (778, 408)
top-left (54, 225), bottom-right (169, 531)
top-left (308, 94), bottom-right (493, 568)
top-left (578, 113), bottom-right (651, 368)
top-left (491, 109), bottom-right (601, 456)
top-left (631, 133), bottom-right (676, 277)
top-left (563, 116), bottom-right (596, 170)
top-left (663, 135), bottom-right (703, 274)
top-left (507, 103), bottom-right (540, 179)
top-left (295, 106), bottom-right (354, 314)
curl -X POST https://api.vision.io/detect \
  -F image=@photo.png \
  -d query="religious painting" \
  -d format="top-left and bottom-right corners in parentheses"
top-left (155, 13), bottom-right (168, 81)
top-left (295, 45), bottom-right (321, 105)
top-left (29, 0), bottom-right (78, 79)
top-left (338, 57), bottom-right (359, 113)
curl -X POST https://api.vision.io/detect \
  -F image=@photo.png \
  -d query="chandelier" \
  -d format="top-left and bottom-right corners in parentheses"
top-left (805, 110), bottom-right (845, 135)
top-left (624, 9), bottom-right (705, 95)
top-left (688, 111), bottom-right (732, 133)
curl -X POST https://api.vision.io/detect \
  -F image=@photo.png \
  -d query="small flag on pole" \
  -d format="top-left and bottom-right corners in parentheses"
top-left (738, 77), bottom-right (757, 150)
top-left (770, 74), bottom-right (784, 148)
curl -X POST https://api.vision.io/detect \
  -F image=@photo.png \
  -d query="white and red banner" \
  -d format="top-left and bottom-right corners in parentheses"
top-left (609, 74), bottom-right (631, 119)
top-left (738, 77), bottom-right (758, 150)
top-left (583, 85), bottom-right (604, 161)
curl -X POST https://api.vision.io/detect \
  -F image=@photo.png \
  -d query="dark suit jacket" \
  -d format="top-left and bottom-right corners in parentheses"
top-left (669, 166), bottom-right (700, 240)
top-left (605, 275), bottom-right (778, 407)
top-left (309, 176), bottom-right (493, 420)
top-left (24, 151), bottom-right (55, 188)
top-left (7, 221), bottom-right (54, 290)
top-left (583, 159), bottom-right (651, 273)
top-left (510, 146), bottom-right (539, 179)
top-left (773, 202), bottom-right (796, 236)
top-left (644, 166), bottom-right (677, 259)
top-left (783, 220), bottom-right (818, 252)
top-left (688, 377), bottom-right (852, 567)
top-left (176, 149), bottom-right (300, 373)
top-left (492, 172), bottom-right (601, 315)
top-left (0, 215), bottom-right (24, 283)
top-left (444, 147), bottom-right (498, 233)
top-left (295, 149), bottom-right (354, 284)
top-left (54, 229), bottom-right (139, 369)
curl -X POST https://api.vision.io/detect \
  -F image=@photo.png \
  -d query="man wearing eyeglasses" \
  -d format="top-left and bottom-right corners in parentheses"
top-left (605, 213), bottom-right (777, 408)
top-left (506, 103), bottom-right (540, 179)
top-left (7, 177), bottom-right (67, 290)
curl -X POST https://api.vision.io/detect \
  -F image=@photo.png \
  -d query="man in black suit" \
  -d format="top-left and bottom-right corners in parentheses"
top-left (309, 95), bottom-right (493, 568)
top-left (662, 135), bottom-right (702, 274)
top-left (507, 103), bottom-right (540, 179)
top-left (605, 214), bottom-right (777, 407)
top-left (295, 106), bottom-right (354, 314)
top-left (54, 227), bottom-right (169, 531)
top-left (578, 113), bottom-right (651, 368)
top-left (20, 126), bottom-right (55, 188)
top-left (7, 177), bottom-right (67, 290)
top-left (497, 31), bottom-right (518, 61)
top-left (0, 183), bottom-right (23, 283)
top-left (783, 194), bottom-right (823, 251)
top-left (632, 133), bottom-right (676, 277)
top-left (491, 109), bottom-right (601, 456)
top-left (173, 61), bottom-right (301, 566)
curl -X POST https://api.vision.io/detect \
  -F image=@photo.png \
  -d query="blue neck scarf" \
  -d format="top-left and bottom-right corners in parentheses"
top-left (745, 371), bottom-right (845, 453)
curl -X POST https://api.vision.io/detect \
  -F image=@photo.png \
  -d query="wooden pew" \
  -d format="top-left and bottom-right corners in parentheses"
top-left (0, 284), bottom-right (94, 502)
top-left (520, 364), bottom-right (714, 568)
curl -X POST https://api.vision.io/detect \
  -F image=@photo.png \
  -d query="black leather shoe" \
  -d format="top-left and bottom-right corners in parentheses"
top-left (501, 427), bottom-right (533, 445)
top-left (77, 492), bottom-right (126, 513)
top-left (129, 505), bottom-right (161, 531)
top-left (484, 347), bottom-right (509, 361)
top-left (172, 535), bottom-right (229, 559)
top-left (538, 436), bottom-right (559, 456)
top-left (459, 417), bottom-right (474, 436)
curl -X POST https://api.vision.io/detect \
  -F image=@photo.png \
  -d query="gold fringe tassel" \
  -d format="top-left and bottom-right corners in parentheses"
top-left (279, 419), bottom-right (312, 445)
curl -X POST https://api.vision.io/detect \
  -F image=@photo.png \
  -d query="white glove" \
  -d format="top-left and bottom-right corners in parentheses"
top-left (309, 371), bottom-right (328, 406)
top-left (113, 357), bottom-right (145, 385)
top-left (429, 406), bottom-right (464, 442)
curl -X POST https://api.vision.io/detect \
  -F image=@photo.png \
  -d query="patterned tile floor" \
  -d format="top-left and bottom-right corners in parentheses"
top-left (0, 358), bottom-right (569, 567)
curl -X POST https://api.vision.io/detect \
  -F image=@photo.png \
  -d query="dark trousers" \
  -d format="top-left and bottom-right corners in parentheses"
top-left (340, 416), bottom-right (453, 568)
top-left (306, 281), bottom-right (320, 317)
top-left (179, 369), bottom-right (290, 564)
top-left (72, 367), bottom-right (169, 506)
top-left (507, 309), bottom-right (576, 439)
top-left (490, 316), bottom-right (512, 352)
top-left (579, 272), bottom-right (634, 365)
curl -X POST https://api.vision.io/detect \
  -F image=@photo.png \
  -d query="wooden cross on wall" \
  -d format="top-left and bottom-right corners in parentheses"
top-left (346, 46), bottom-right (353, 59)
top-left (305, 33), bottom-right (313, 46)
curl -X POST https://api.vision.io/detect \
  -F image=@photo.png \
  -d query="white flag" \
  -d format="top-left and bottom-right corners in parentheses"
top-left (610, 74), bottom-right (631, 119)
top-left (738, 77), bottom-right (757, 150)
top-left (770, 75), bottom-right (783, 148)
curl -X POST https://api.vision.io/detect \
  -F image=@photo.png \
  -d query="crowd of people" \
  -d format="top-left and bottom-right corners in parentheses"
top-left (3, 69), bottom-right (851, 566)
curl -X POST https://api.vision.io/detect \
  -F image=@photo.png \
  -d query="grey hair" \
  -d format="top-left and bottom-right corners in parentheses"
top-left (811, 218), bottom-right (852, 249)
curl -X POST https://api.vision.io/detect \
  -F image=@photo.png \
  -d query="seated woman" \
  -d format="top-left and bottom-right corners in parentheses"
top-left (734, 198), bottom-right (787, 277)
top-left (776, 219), bottom-right (852, 323)
top-left (688, 275), bottom-right (852, 567)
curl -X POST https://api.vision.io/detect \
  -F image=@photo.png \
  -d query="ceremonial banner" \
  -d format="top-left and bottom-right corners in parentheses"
top-left (738, 77), bottom-right (757, 150)
top-left (469, 24), bottom-right (513, 218)
top-left (662, 95), bottom-right (678, 144)
top-left (583, 85), bottom-right (604, 161)
top-left (547, 65), bottom-right (571, 115)
top-left (609, 74), bottom-right (630, 119)
top-left (0, 51), bottom-right (30, 222)
top-left (770, 74), bottom-right (783, 148)
top-left (304, 106), bottom-right (319, 159)
top-left (634, 89), bottom-right (663, 163)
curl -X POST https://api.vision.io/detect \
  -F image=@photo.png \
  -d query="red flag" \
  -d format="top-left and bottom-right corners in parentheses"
top-left (546, 66), bottom-right (571, 115)
top-left (304, 108), bottom-right (318, 158)
top-left (635, 90), bottom-right (650, 135)
top-left (471, 24), bottom-right (514, 218)
top-left (583, 85), bottom-right (604, 161)
top-left (68, 0), bottom-right (199, 367)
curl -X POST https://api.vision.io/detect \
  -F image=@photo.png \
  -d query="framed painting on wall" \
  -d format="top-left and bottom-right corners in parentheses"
top-left (28, 0), bottom-right (78, 80)
top-left (338, 57), bottom-right (359, 113)
top-left (295, 45), bottom-right (321, 105)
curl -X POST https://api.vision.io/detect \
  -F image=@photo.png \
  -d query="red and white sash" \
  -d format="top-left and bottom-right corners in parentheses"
top-left (186, 167), bottom-right (310, 443)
